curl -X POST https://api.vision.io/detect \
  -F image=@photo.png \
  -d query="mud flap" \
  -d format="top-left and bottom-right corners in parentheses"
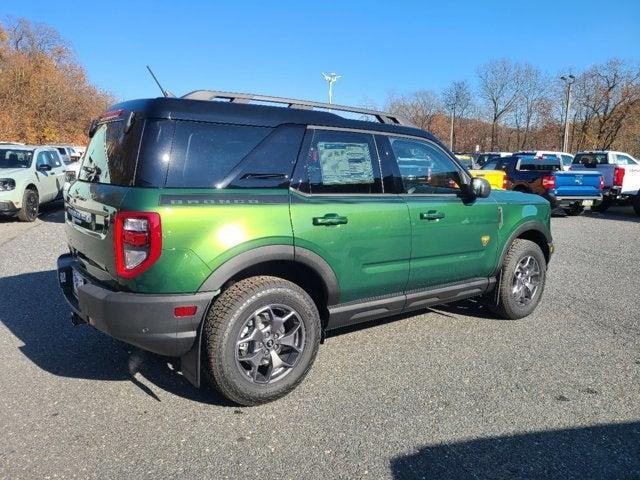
top-left (180, 319), bottom-right (205, 388)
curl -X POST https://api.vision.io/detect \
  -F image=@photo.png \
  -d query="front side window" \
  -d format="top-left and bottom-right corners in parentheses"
top-left (389, 137), bottom-right (463, 194)
top-left (36, 152), bottom-right (50, 168)
top-left (47, 151), bottom-right (62, 167)
top-left (293, 129), bottom-right (382, 194)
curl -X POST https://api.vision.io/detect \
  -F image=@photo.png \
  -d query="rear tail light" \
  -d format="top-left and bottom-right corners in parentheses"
top-left (613, 166), bottom-right (625, 187)
top-left (502, 174), bottom-right (507, 190)
top-left (542, 175), bottom-right (555, 190)
top-left (114, 211), bottom-right (162, 279)
top-left (599, 175), bottom-right (604, 190)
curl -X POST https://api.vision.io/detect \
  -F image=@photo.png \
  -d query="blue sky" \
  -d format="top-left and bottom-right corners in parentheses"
top-left (3, 0), bottom-right (639, 106)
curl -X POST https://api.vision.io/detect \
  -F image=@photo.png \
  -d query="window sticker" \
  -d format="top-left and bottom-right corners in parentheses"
top-left (316, 142), bottom-right (374, 185)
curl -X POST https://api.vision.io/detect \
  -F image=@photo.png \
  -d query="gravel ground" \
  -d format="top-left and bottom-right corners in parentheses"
top-left (0, 203), bottom-right (638, 479)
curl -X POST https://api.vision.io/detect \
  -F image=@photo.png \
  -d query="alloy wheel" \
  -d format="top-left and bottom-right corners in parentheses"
top-left (511, 255), bottom-right (541, 306)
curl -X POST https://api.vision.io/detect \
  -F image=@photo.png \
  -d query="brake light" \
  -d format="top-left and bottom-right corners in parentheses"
top-left (502, 174), bottom-right (507, 190)
top-left (99, 109), bottom-right (124, 122)
top-left (542, 175), bottom-right (555, 190)
top-left (599, 175), bottom-right (604, 190)
top-left (613, 167), bottom-right (625, 187)
top-left (114, 211), bottom-right (162, 279)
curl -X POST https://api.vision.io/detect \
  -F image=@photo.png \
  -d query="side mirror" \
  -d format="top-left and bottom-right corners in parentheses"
top-left (37, 164), bottom-right (52, 172)
top-left (65, 170), bottom-right (77, 183)
top-left (470, 177), bottom-right (491, 199)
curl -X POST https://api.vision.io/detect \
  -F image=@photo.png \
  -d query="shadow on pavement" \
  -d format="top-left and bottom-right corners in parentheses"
top-left (0, 269), bottom-right (232, 406)
top-left (584, 206), bottom-right (640, 224)
top-left (0, 200), bottom-right (65, 224)
top-left (390, 421), bottom-right (640, 480)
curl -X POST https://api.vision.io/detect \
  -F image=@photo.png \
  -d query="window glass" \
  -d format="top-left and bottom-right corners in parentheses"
top-left (47, 151), bottom-right (62, 167)
top-left (573, 153), bottom-right (608, 165)
top-left (561, 154), bottom-right (573, 166)
top-left (0, 149), bottom-right (33, 169)
top-left (36, 151), bottom-right (49, 168)
top-left (516, 156), bottom-right (561, 171)
top-left (616, 154), bottom-right (637, 165)
top-left (166, 121), bottom-right (272, 188)
top-left (294, 129), bottom-right (382, 194)
top-left (389, 137), bottom-right (462, 194)
top-left (482, 160), bottom-right (498, 170)
top-left (79, 119), bottom-right (142, 185)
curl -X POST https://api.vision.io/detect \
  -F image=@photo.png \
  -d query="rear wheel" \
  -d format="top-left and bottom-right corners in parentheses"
top-left (491, 239), bottom-right (547, 320)
top-left (564, 205), bottom-right (584, 216)
top-left (632, 194), bottom-right (640, 216)
top-left (17, 188), bottom-right (39, 222)
top-left (592, 197), bottom-right (611, 212)
top-left (203, 276), bottom-right (321, 406)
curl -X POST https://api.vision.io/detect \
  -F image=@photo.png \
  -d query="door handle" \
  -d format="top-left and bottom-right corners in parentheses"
top-left (312, 213), bottom-right (348, 226)
top-left (420, 211), bottom-right (445, 221)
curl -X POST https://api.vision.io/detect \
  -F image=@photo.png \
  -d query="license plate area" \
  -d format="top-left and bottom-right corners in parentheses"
top-left (72, 269), bottom-right (85, 297)
top-left (582, 200), bottom-right (594, 208)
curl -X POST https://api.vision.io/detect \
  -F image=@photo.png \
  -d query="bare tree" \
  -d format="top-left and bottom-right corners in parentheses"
top-left (477, 59), bottom-right (523, 150)
top-left (442, 80), bottom-right (472, 151)
top-left (386, 90), bottom-right (442, 131)
top-left (508, 64), bottom-right (548, 149)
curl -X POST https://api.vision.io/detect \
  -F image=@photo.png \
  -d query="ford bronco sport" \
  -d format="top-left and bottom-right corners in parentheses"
top-left (57, 91), bottom-right (553, 406)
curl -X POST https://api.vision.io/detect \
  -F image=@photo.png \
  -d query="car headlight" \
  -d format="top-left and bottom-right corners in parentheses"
top-left (0, 178), bottom-right (16, 191)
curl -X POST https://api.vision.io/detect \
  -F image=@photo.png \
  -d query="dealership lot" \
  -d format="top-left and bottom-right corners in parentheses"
top-left (0, 204), bottom-right (638, 479)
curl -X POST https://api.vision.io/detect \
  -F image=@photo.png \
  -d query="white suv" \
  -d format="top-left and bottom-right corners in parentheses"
top-left (0, 145), bottom-right (66, 221)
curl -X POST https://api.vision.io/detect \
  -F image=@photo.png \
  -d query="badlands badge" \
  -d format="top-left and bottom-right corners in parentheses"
top-left (481, 235), bottom-right (490, 247)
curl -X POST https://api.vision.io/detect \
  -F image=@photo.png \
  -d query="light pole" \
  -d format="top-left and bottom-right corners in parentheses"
top-left (560, 74), bottom-right (575, 152)
top-left (322, 72), bottom-right (341, 104)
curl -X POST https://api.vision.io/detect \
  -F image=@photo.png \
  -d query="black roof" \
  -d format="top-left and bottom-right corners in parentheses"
top-left (112, 97), bottom-right (438, 142)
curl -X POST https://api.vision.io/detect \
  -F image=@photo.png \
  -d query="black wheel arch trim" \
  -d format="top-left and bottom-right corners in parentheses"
top-left (197, 244), bottom-right (340, 306)
top-left (493, 220), bottom-right (552, 276)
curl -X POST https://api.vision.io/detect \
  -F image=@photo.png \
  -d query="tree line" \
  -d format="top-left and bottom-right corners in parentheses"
top-left (0, 17), bottom-right (113, 145)
top-left (385, 58), bottom-right (640, 156)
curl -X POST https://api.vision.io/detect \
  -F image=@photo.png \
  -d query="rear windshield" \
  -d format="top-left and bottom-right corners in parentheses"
top-left (0, 149), bottom-right (33, 169)
top-left (78, 120), bottom-right (142, 185)
top-left (516, 156), bottom-right (561, 171)
top-left (573, 153), bottom-right (608, 165)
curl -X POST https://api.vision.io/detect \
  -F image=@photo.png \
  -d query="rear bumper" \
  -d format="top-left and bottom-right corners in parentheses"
top-left (57, 253), bottom-right (215, 357)
top-left (546, 193), bottom-right (602, 208)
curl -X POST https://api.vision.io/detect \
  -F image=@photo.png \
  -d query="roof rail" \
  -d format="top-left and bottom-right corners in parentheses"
top-left (180, 90), bottom-right (415, 127)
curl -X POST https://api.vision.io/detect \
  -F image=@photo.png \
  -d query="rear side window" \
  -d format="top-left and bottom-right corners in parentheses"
top-left (573, 153), bottom-right (608, 165)
top-left (79, 120), bottom-right (142, 185)
top-left (166, 122), bottom-right (272, 188)
top-left (292, 129), bottom-right (382, 194)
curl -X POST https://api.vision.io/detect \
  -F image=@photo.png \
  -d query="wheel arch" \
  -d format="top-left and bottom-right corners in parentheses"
top-left (494, 221), bottom-right (552, 275)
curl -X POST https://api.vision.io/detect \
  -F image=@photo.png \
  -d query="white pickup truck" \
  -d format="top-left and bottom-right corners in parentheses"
top-left (570, 151), bottom-right (640, 214)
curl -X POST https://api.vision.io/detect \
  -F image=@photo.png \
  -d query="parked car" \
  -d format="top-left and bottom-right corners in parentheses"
top-left (49, 145), bottom-right (82, 164)
top-left (514, 151), bottom-right (574, 171)
top-left (483, 154), bottom-right (602, 215)
top-left (57, 92), bottom-right (553, 406)
top-left (455, 154), bottom-right (505, 189)
top-left (475, 152), bottom-right (512, 167)
top-left (0, 145), bottom-right (66, 221)
top-left (570, 151), bottom-right (640, 213)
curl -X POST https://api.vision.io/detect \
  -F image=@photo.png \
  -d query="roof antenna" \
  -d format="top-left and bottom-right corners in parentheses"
top-left (146, 66), bottom-right (175, 98)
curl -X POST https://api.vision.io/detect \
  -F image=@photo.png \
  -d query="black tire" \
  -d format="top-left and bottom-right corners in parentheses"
top-left (491, 239), bottom-right (547, 320)
top-left (17, 188), bottom-right (39, 222)
top-left (203, 276), bottom-right (321, 406)
top-left (592, 197), bottom-right (611, 212)
top-left (564, 205), bottom-right (584, 216)
top-left (632, 194), bottom-right (640, 216)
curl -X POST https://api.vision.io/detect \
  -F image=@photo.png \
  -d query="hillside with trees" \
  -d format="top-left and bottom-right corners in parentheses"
top-left (0, 17), bottom-right (113, 145)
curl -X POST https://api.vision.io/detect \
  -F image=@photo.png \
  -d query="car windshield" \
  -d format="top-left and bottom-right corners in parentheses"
top-left (517, 155), bottom-right (561, 171)
top-left (0, 149), bottom-right (34, 169)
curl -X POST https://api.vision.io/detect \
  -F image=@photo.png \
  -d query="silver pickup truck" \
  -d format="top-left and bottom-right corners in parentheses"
top-left (570, 151), bottom-right (640, 215)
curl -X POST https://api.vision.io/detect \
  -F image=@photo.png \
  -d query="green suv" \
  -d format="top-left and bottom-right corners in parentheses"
top-left (57, 91), bottom-right (553, 405)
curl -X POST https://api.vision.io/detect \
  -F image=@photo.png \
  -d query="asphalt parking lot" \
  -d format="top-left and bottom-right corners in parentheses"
top-left (0, 203), bottom-right (638, 479)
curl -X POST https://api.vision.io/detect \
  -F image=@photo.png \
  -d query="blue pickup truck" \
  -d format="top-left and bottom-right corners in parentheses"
top-left (482, 154), bottom-right (603, 215)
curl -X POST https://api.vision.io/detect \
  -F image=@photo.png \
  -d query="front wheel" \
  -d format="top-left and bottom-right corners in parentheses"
top-left (203, 276), bottom-right (321, 406)
top-left (491, 239), bottom-right (547, 320)
top-left (17, 188), bottom-right (39, 222)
